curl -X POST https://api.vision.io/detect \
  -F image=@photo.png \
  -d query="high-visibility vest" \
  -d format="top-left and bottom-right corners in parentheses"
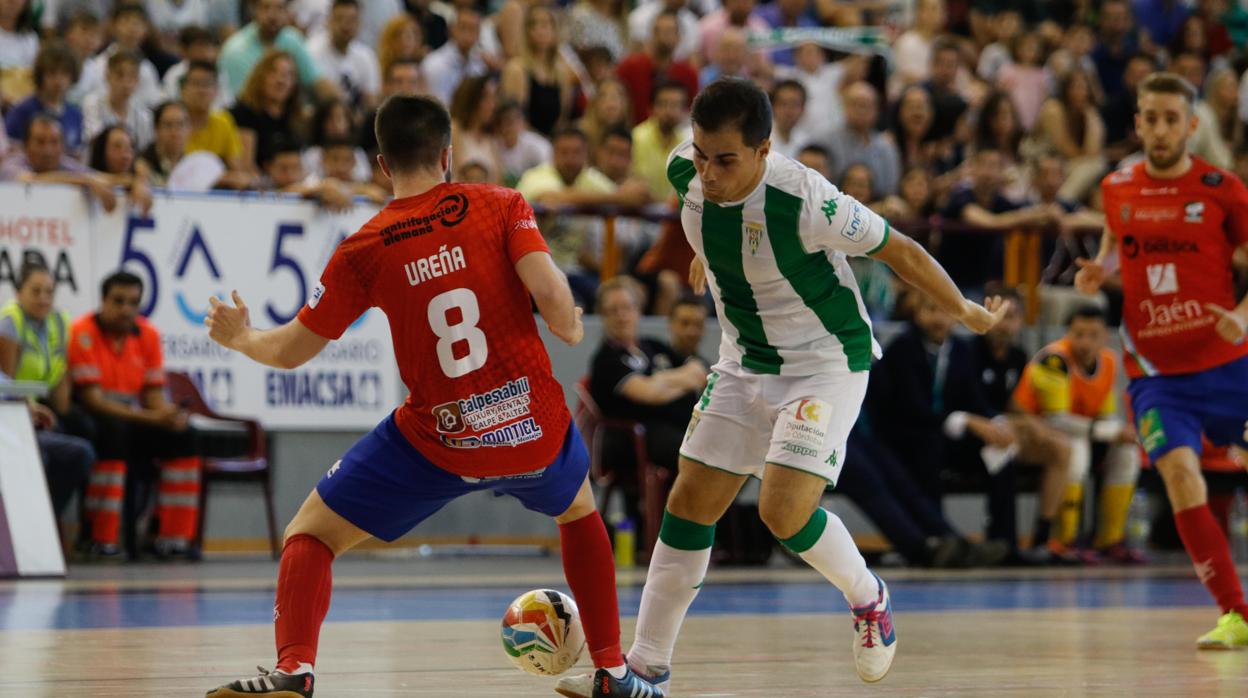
top-left (0, 300), bottom-right (70, 387)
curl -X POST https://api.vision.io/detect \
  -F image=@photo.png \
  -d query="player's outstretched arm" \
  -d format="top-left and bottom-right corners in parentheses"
top-left (1074, 225), bottom-right (1116, 295)
top-left (515, 251), bottom-right (584, 346)
top-left (869, 228), bottom-right (1008, 334)
top-left (205, 291), bottom-right (331, 369)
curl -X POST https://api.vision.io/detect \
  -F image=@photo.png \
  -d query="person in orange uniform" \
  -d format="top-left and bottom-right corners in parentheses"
top-left (1013, 305), bottom-right (1143, 563)
top-left (69, 270), bottom-right (200, 559)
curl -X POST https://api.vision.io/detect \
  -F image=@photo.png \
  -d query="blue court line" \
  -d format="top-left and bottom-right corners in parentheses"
top-left (0, 577), bottom-right (1218, 631)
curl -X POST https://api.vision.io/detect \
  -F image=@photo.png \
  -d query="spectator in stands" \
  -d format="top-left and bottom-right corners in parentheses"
top-left (404, 0), bottom-right (449, 53)
top-left (501, 6), bottom-right (572, 138)
top-left (0, 0), bottom-right (37, 108)
top-left (776, 44), bottom-right (856, 145)
top-left (974, 91), bottom-right (1027, 201)
top-left (891, 84), bottom-right (939, 172)
top-left (356, 60), bottom-right (425, 185)
top-left (309, 0), bottom-right (381, 111)
top-left (317, 136), bottom-right (387, 202)
top-left (1136, 0), bottom-right (1189, 48)
top-left (1036, 68), bottom-right (1106, 201)
top-left (63, 13), bottom-right (104, 74)
top-left (628, 0), bottom-right (698, 62)
top-left (976, 6), bottom-right (1022, 84)
top-left (568, 0), bottom-right (627, 62)
top-left (0, 261), bottom-right (73, 417)
top-left (631, 80), bottom-right (690, 201)
top-left (995, 32), bottom-right (1050, 133)
top-left (449, 75), bottom-right (502, 183)
top-left (666, 295), bottom-right (707, 362)
top-left (589, 276), bottom-right (707, 539)
top-left (1101, 53), bottom-right (1153, 164)
top-left (262, 136), bottom-right (352, 210)
top-left (868, 293), bottom-right (1020, 551)
top-left (181, 60), bottom-right (253, 189)
top-left (69, 270), bottom-right (200, 559)
top-left (146, 0), bottom-right (238, 53)
top-left (923, 37), bottom-right (968, 146)
top-left (74, 4), bottom-right (164, 108)
top-left (577, 77), bottom-right (631, 153)
top-left (377, 13), bottom-right (425, 80)
top-left (939, 148), bottom-right (1060, 294)
top-left (1091, 0), bottom-right (1140, 100)
top-left (230, 49), bottom-right (303, 172)
top-left (4, 42), bottom-right (84, 156)
top-left (769, 79), bottom-right (811, 159)
top-left (796, 143), bottom-right (830, 179)
top-left (891, 0), bottom-right (945, 96)
top-left (755, 0), bottom-right (817, 67)
top-left (839, 162), bottom-right (873, 204)
top-left (422, 7), bottom-right (489, 107)
top-left (303, 98), bottom-right (370, 182)
top-left (495, 100), bottom-right (551, 187)
top-left (138, 101), bottom-right (190, 187)
top-left (161, 26), bottom-right (232, 110)
top-left (1, 115), bottom-right (117, 211)
top-left (696, 0), bottom-right (767, 66)
top-left (87, 125), bottom-right (153, 213)
top-left (699, 27), bottom-right (753, 86)
top-left (1171, 51), bottom-right (1207, 92)
top-left (82, 50), bottom-right (154, 151)
top-left (1190, 66), bottom-right (1238, 170)
top-left (616, 11), bottom-right (698, 126)
top-left (218, 0), bottom-right (337, 100)
top-left (828, 81), bottom-right (900, 197)
top-left (876, 166), bottom-right (936, 221)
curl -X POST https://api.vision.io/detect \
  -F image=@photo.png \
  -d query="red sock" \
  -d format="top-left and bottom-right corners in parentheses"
top-left (559, 511), bottom-right (624, 669)
top-left (275, 534), bottom-right (335, 673)
top-left (1174, 505), bottom-right (1248, 617)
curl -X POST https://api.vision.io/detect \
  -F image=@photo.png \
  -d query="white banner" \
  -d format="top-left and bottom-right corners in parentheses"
top-left (0, 184), bottom-right (400, 430)
top-left (0, 184), bottom-right (98, 318)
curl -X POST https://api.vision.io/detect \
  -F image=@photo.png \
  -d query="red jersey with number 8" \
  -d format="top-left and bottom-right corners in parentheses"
top-left (297, 182), bottom-right (570, 477)
top-left (1100, 157), bottom-right (1248, 379)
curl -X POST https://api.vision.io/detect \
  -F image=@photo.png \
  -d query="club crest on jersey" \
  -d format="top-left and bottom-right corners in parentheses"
top-left (1184, 201), bottom-right (1204, 223)
top-left (744, 221), bottom-right (763, 255)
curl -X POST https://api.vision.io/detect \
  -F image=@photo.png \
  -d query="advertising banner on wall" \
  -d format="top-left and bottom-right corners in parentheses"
top-left (0, 184), bottom-right (98, 318)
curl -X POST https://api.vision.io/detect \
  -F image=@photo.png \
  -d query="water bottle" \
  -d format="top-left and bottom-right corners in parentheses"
top-left (1126, 489), bottom-right (1152, 550)
top-left (1230, 489), bottom-right (1248, 564)
top-left (614, 517), bottom-right (635, 569)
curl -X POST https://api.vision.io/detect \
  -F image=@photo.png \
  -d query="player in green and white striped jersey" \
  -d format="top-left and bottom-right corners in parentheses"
top-left (556, 79), bottom-right (1008, 697)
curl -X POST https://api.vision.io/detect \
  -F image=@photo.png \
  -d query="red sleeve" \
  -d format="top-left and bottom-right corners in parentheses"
top-left (139, 323), bottom-right (164, 387)
top-left (297, 243), bottom-right (372, 340)
top-left (505, 191), bottom-right (550, 265)
top-left (68, 322), bottom-right (100, 386)
top-left (1224, 174), bottom-right (1248, 247)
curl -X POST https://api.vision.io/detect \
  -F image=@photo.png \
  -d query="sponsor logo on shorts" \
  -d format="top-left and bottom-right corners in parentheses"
top-left (326, 460), bottom-right (341, 477)
top-left (441, 417), bottom-right (544, 449)
top-left (1137, 408), bottom-right (1167, 453)
top-left (461, 468), bottom-right (547, 483)
top-left (433, 377), bottom-right (533, 434)
top-left (783, 398), bottom-right (830, 451)
top-left (782, 443), bottom-right (818, 458)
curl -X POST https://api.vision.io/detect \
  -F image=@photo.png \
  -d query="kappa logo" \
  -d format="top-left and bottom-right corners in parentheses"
top-left (821, 199), bottom-right (838, 225)
top-left (1146, 263), bottom-right (1178, 295)
top-left (825, 451), bottom-right (838, 467)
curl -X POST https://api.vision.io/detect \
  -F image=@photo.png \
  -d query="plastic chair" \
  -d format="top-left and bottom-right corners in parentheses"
top-left (165, 371), bottom-right (280, 559)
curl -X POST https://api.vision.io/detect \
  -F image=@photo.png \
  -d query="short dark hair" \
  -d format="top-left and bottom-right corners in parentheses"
top-left (652, 79), bottom-right (689, 104)
top-left (17, 260), bottom-right (51, 290)
top-left (798, 143), bottom-right (829, 160)
top-left (385, 58), bottom-right (423, 81)
top-left (1138, 71), bottom-right (1198, 105)
top-left (179, 25), bottom-right (217, 49)
top-left (771, 79), bottom-right (806, 105)
top-left (112, 2), bottom-right (148, 22)
top-left (107, 49), bottom-right (143, 73)
top-left (669, 295), bottom-right (707, 319)
top-left (322, 136), bottom-right (356, 152)
top-left (101, 270), bottom-right (143, 299)
top-left (691, 78), bottom-right (772, 148)
top-left (265, 134), bottom-right (304, 163)
top-left (375, 94), bottom-right (451, 173)
top-left (601, 126), bottom-right (632, 146)
top-left (24, 113), bottom-right (62, 142)
top-left (932, 36), bottom-right (960, 57)
top-left (1066, 304), bottom-right (1106, 326)
top-left (332, 0), bottom-right (359, 8)
top-left (152, 101), bottom-right (187, 125)
top-left (184, 59), bottom-right (219, 82)
top-left (551, 126), bottom-right (589, 145)
top-left (32, 42), bottom-right (80, 89)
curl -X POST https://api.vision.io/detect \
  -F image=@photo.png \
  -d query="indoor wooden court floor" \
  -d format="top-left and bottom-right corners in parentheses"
top-left (2, 557), bottom-right (1247, 697)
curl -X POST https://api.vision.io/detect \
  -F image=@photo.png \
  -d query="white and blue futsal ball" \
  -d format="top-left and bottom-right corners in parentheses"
top-left (500, 589), bottom-right (586, 676)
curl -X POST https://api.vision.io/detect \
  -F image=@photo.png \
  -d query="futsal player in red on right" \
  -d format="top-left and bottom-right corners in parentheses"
top-left (1078, 72), bottom-right (1248, 649)
top-left (202, 95), bottom-right (664, 698)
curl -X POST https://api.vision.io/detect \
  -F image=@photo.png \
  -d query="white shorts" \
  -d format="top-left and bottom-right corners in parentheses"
top-left (679, 359), bottom-right (868, 485)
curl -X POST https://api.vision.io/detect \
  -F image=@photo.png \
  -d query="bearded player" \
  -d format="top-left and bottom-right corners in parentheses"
top-left (202, 95), bottom-right (665, 698)
top-left (1076, 72), bottom-right (1248, 648)
top-left (558, 78), bottom-right (1009, 696)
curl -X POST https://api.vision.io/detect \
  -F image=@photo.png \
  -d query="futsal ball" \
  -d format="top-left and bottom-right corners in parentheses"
top-left (500, 589), bottom-right (586, 676)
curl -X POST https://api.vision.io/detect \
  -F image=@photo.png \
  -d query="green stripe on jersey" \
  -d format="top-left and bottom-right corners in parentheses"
top-left (763, 185), bottom-right (874, 371)
top-left (702, 201), bottom-right (784, 373)
top-left (667, 156), bottom-right (696, 200)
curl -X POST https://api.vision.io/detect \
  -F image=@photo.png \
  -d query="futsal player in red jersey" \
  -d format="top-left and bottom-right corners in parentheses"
top-left (203, 95), bottom-right (665, 697)
top-left (1077, 73), bottom-right (1248, 649)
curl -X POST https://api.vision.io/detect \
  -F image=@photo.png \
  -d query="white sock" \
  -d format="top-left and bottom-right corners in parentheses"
top-left (276, 662), bottom-right (313, 676)
top-left (604, 664), bottom-right (627, 679)
top-left (628, 539), bottom-right (712, 670)
top-left (794, 510), bottom-right (878, 608)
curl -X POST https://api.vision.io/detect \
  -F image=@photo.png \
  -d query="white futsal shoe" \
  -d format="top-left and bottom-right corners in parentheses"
top-left (851, 572), bottom-right (897, 683)
top-left (554, 660), bottom-right (670, 698)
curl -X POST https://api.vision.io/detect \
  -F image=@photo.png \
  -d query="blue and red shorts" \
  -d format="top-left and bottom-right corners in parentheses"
top-left (316, 414), bottom-right (589, 542)
top-left (1127, 355), bottom-right (1248, 464)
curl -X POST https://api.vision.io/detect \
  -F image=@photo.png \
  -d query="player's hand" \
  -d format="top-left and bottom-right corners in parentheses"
top-left (1073, 258), bottom-right (1105, 295)
top-left (551, 307), bottom-right (584, 346)
top-left (959, 296), bottom-right (1010, 334)
top-left (1205, 303), bottom-right (1248, 344)
top-left (206, 290), bottom-right (251, 350)
top-left (689, 258), bottom-right (706, 294)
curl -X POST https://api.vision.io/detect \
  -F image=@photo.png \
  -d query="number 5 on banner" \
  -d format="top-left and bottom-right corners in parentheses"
top-left (267, 223), bottom-right (308, 325)
top-left (120, 216), bottom-right (159, 316)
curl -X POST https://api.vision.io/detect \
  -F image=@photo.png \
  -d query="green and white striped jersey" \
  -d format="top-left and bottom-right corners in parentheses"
top-left (668, 139), bottom-right (890, 376)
